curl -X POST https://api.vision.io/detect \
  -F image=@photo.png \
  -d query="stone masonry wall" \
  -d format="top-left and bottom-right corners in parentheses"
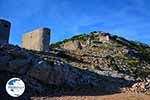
top-left (0, 19), bottom-right (11, 44)
top-left (98, 33), bottom-right (111, 42)
top-left (22, 28), bottom-right (50, 52)
top-left (63, 40), bottom-right (82, 50)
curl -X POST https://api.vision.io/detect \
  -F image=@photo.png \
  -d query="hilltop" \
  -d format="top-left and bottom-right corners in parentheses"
top-left (51, 31), bottom-right (150, 79)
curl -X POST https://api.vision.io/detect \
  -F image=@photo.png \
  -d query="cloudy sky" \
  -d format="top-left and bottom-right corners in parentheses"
top-left (0, 0), bottom-right (150, 45)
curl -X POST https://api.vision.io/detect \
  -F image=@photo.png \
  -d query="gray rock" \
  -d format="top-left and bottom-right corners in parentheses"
top-left (8, 58), bottom-right (31, 74)
top-left (48, 61), bottom-right (66, 85)
top-left (27, 60), bottom-right (51, 83)
top-left (0, 55), bottom-right (12, 71)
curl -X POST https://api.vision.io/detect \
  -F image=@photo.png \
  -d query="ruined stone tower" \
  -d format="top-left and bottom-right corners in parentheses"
top-left (0, 19), bottom-right (11, 44)
top-left (22, 27), bottom-right (50, 52)
top-left (98, 32), bottom-right (111, 42)
top-left (63, 40), bottom-right (82, 50)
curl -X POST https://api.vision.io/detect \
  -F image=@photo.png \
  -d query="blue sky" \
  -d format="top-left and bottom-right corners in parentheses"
top-left (0, 0), bottom-right (150, 45)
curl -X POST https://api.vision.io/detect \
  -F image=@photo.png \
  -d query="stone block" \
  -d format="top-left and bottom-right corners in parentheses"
top-left (22, 27), bottom-right (50, 52)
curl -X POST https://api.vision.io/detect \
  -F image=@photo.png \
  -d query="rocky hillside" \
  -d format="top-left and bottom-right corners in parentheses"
top-left (51, 31), bottom-right (150, 80)
top-left (0, 31), bottom-right (150, 99)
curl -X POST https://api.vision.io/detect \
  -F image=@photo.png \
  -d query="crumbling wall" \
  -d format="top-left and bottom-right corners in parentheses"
top-left (22, 28), bottom-right (50, 52)
top-left (98, 33), bottom-right (111, 42)
top-left (0, 19), bottom-right (11, 44)
top-left (63, 40), bottom-right (82, 50)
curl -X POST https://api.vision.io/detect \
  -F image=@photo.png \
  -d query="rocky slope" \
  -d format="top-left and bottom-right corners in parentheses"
top-left (50, 31), bottom-right (150, 93)
top-left (51, 31), bottom-right (150, 79)
top-left (0, 31), bottom-right (150, 99)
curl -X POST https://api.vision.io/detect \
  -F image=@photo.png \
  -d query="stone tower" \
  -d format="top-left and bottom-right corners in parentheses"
top-left (98, 32), bottom-right (111, 42)
top-left (0, 19), bottom-right (11, 44)
top-left (22, 27), bottom-right (50, 52)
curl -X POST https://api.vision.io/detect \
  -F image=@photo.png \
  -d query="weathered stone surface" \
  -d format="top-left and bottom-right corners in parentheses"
top-left (63, 40), bottom-right (82, 50)
top-left (27, 60), bottom-right (51, 83)
top-left (124, 79), bottom-right (150, 93)
top-left (22, 27), bottom-right (50, 52)
top-left (8, 59), bottom-right (31, 74)
top-left (98, 32), bottom-right (111, 42)
top-left (0, 55), bottom-right (12, 70)
top-left (0, 19), bottom-right (11, 44)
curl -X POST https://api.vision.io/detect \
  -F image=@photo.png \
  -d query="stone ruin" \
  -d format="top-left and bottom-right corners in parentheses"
top-left (0, 19), bottom-right (113, 52)
top-left (63, 38), bottom-right (92, 51)
top-left (0, 19), bottom-right (51, 52)
top-left (63, 32), bottom-right (114, 51)
top-left (63, 40), bottom-right (82, 50)
top-left (98, 32), bottom-right (111, 42)
top-left (22, 28), bottom-right (50, 52)
top-left (0, 19), bottom-right (11, 44)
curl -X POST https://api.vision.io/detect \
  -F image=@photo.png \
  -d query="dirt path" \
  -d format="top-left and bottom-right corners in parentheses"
top-left (31, 93), bottom-right (150, 100)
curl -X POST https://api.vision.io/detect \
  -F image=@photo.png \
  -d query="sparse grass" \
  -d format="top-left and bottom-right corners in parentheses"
top-left (92, 40), bottom-right (102, 44)
top-left (71, 34), bottom-right (87, 41)
top-left (50, 41), bottom-right (63, 48)
top-left (124, 57), bottom-right (139, 67)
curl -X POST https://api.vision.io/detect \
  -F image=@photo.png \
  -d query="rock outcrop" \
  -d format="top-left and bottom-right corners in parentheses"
top-left (0, 44), bottom-right (135, 99)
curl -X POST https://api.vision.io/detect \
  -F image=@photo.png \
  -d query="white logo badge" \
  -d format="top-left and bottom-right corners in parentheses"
top-left (6, 78), bottom-right (25, 97)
